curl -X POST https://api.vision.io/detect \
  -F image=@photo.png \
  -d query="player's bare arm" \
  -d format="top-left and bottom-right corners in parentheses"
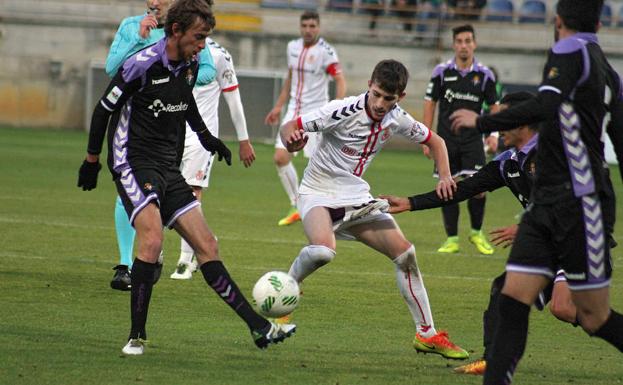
top-left (425, 132), bottom-right (456, 200)
top-left (280, 119), bottom-right (307, 153)
top-left (421, 99), bottom-right (436, 158)
top-left (333, 72), bottom-right (347, 100)
top-left (265, 69), bottom-right (292, 125)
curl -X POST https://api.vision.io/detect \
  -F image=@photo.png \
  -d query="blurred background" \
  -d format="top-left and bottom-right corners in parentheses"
top-left (1, 0), bottom-right (622, 160)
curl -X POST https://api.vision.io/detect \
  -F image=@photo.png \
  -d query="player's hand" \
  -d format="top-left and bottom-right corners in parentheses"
top-left (421, 144), bottom-right (432, 159)
top-left (264, 107), bottom-right (281, 125)
top-left (490, 224), bottom-right (518, 248)
top-left (378, 195), bottom-right (411, 214)
top-left (449, 109), bottom-right (479, 133)
top-left (286, 128), bottom-right (308, 152)
top-left (435, 175), bottom-right (456, 201)
top-left (485, 135), bottom-right (499, 154)
top-left (197, 129), bottom-right (232, 166)
top-left (238, 140), bottom-right (256, 168)
top-left (139, 14), bottom-right (158, 39)
top-left (77, 159), bottom-right (102, 191)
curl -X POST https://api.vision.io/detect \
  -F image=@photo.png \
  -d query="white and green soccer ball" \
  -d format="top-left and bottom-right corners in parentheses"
top-left (252, 271), bottom-right (300, 318)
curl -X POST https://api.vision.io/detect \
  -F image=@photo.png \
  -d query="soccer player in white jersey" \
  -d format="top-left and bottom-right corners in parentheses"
top-left (170, 36), bottom-right (256, 280)
top-left (265, 10), bottom-right (347, 226)
top-left (280, 59), bottom-right (469, 359)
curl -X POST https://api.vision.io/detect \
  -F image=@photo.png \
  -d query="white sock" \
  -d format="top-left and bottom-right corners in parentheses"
top-left (393, 245), bottom-right (436, 337)
top-left (178, 238), bottom-right (194, 265)
top-left (277, 163), bottom-right (299, 206)
top-left (288, 245), bottom-right (336, 283)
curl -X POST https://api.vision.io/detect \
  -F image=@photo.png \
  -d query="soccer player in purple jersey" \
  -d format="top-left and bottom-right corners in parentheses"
top-left (451, 1), bottom-right (623, 382)
top-left (78, 0), bottom-right (295, 355)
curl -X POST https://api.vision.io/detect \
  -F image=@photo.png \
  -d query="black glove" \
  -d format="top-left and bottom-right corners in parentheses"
top-left (77, 159), bottom-right (102, 191)
top-left (197, 129), bottom-right (232, 166)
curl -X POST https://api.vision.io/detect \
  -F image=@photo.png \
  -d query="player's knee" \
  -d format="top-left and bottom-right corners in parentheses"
top-left (302, 245), bottom-right (336, 266)
top-left (490, 272), bottom-right (506, 297)
top-left (549, 300), bottom-right (577, 324)
top-left (274, 150), bottom-right (290, 167)
top-left (194, 235), bottom-right (219, 264)
top-left (577, 308), bottom-right (610, 334)
top-left (393, 244), bottom-right (417, 272)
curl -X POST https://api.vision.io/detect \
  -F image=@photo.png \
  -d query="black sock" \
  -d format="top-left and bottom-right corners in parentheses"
top-left (484, 294), bottom-right (530, 385)
top-left (592, 310), bottom-right (623, 352)
top-left (201, 260), bottom-right (269, 331)
top-left (468, 195), bottom-right (486, 231)
top-left (483, 273), bottom-right (506, 360)
top-left (129, 258), bottom-right (156, 340)
top-left (441, 204), bottom-right (459, 237)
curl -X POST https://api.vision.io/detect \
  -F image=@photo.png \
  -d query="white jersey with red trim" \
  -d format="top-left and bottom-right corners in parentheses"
top-left (186, 38), bottom-right (239, 141)
top-left (286, 37), bottom-right (341, 117)
top-left (297, 92), bottom-right (431, 199)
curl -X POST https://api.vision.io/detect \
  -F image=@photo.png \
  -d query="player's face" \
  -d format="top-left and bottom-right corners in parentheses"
top-left (146, 0), bottom-right (173, 25)
top-left (174, 19), bottom-right (212, 61)
top-left (366, 81), bottom-right (405, 121)
top-left (300, 19), bottom-right (320, 46)
top-left (453, 31), bottom-right (476, 62)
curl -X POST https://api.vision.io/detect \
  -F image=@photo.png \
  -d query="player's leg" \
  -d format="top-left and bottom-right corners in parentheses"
top-left (462, 141), bottom-right (494, 255)
top-left (436, 141), bottom-right (461, 253)
top-left (165, 172), bottom-right (295, 348)
top-left (483, 271), bottom-right (550, 384)
top-left (122, 201), bottom-right (165, 355)
top-left (349, 217), bottom-right (468, 359)
top-left (274, 108), bottom-right (301, 226)
top-left (111, 195), bottom-right (135, 291)
top-left (483, 202), bottom-right (555, 384)
top-left (548, 273), bottom-right (577, 323)
top-left (172, 137), bottom-right (212, 280)
top-left (571, 287), bottom-right (623, 352)
top-left (173, 207), bottom-right (295, 348)
top-left (288, 205), bottom-right (336, 283)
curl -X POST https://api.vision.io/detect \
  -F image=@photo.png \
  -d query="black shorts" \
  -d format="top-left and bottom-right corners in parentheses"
top-left (507, 193), bottom-right (612, 291)
top-left (434, 138), bottom-right (485, 178)
top-left (115, 165), bottom-right (198, 228)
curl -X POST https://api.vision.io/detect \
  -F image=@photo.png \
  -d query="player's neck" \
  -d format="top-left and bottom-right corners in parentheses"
top-left (455, 57), bottom-right (473, 71)
top-left (165, 40), bottom-right (181, 61)
top-left (303, 37), bottom-right (319, 47)
top-left (516, 132), bottom-right (535, 151)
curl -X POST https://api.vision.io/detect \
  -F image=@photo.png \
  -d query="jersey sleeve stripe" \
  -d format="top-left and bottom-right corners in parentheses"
top-left (326, 62), bottom-right (342, 76)
top-left (421, 128), bottom-right (432, 144)
top-left (100, 100), bottom-right (114, 112)
top-left (538, 85), bottom-right (561, 94)
top-left (221, 84), bottom-right (239, 92)
top-left (296, 116), bottom-right (303, 130)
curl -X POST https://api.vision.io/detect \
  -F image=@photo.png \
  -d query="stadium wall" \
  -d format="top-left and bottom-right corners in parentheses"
top-left (2, 0), bottom-right (623, 134)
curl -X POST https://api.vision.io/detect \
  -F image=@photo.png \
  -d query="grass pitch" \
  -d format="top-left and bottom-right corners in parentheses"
top-left (0, 127), bottom-right (621, 385)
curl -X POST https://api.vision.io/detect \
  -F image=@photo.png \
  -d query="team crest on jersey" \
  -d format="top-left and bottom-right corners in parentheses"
top-left (307, 54), bottom-right (315, 63)
top-left (143, 183), bottom-right (153, 191)
top-left (409, 122), bottom-right (426, 138)
top-left (185, 68), bottom-right (194, 85)
top-left (548, 67), bottom-right (559, 79)
top-left (195, 170), bottom-right (205, 180)
top-left (222, 69), bottom-right (234, 84)
top-left (380, 127), bottom-right (391, 142)
top-left (472, 75), bottom-right (481, 86)
top-left (305, 118), bottom-right (324, 132)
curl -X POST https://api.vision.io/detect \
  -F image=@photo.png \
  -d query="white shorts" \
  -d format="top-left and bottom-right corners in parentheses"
top-left (297, 193), bottom-right (394, 241)
top-left (180, 135), bottom-right (214, 188)
top-left (274, 108), bottom-right (320, 158)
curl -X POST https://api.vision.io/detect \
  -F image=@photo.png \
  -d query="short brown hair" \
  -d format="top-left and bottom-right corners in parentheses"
top-left (371, 60), bottom-right (409, 95)
top-left (300, 10), bottom-right (320, 23)
top-left (164, 0), bottom-right (213, 37)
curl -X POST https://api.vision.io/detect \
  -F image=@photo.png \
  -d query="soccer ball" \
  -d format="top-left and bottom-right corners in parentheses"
top-left (252, 271), bottom-right (300, 318)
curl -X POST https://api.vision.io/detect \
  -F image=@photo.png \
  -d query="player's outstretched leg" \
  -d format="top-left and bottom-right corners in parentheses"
top-left (393, 245), bottom-right (469, 360)
top-left (200, 260), bottom-right (296, 349)
top-left (288, 245), bottom-right (336, 283)
top-left (276, 161), bottom-right (300, 226)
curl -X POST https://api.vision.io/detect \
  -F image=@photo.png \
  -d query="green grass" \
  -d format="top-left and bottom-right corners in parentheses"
top-left (0, 127), bottom-right (622, 385)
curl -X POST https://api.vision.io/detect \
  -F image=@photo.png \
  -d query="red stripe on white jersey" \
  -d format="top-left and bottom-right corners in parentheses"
top-left (294, 47), bottom-right (308, 117)
top-left (326, 62), bottom-right (341, 76)
top-left (353, 122), bottom-right (382, 176)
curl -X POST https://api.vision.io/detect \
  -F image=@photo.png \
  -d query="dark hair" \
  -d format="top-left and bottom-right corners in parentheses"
top-left (164, 0), bottom-right (213, 37)
top-left (452, 24), bottom-right (475, 40)
top-left (500, 91), bottom-right (538, 130)
top-left (300, 10), bottom-right (320, 23)
top-left (370, 60), bottom-right (409, 95)
top-left (556, 0), bottom-right (603, 33)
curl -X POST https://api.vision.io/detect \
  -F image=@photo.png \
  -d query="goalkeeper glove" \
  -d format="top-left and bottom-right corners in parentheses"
top-left (197, 129), bottom-right (232, 165)
top-left (77, 159), bottom-right (102, 191)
